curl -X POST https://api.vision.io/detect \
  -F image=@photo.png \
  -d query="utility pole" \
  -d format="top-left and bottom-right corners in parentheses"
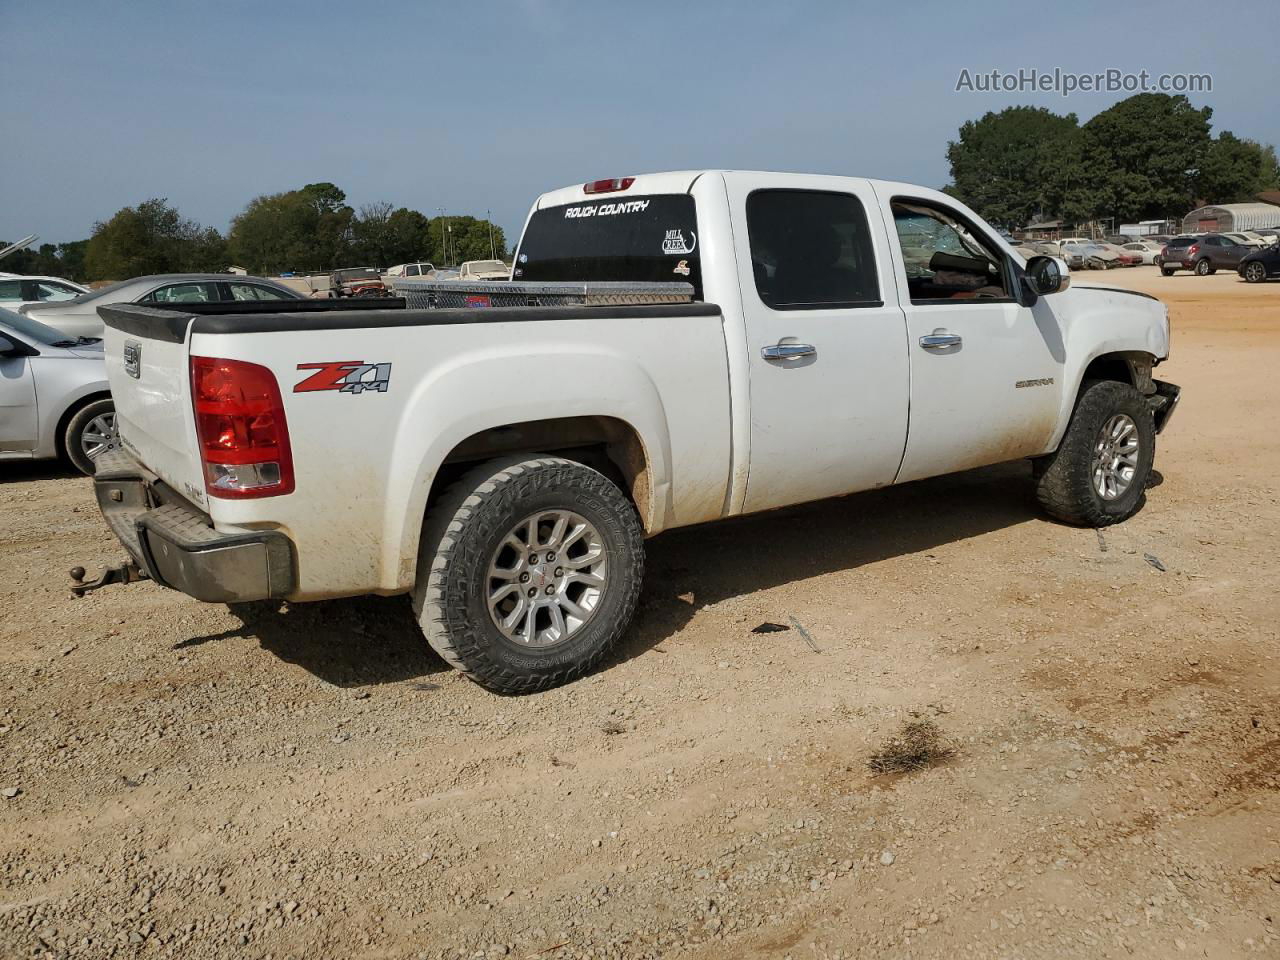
top-left (436, 208), bottom-right (450, 266)
top-left (487, 209), bottom-right (496, 260)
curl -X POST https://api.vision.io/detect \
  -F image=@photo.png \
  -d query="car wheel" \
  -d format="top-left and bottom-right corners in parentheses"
top-left (1195, 258), bottom-right (1212, 276)
top-left (1244, 261), bottom-right (1267, 283)
top-left (1161, 267), bottom-right (1175, 276)
top-left (412, 455), bottom-right (645, 694)
top-left (1033, 380), bottom-right (1155, 527)
top-left (63, 398), bottom-right (117, 476)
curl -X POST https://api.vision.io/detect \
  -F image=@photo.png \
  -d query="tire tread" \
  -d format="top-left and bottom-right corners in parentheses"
top-left (414, 456), bottom-right (644, 694)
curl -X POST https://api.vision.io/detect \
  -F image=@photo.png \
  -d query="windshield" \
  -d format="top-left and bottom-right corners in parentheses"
top-left (515, 193), bottom-right (702, 297)
top-left (466, 261), bottom-right (507, 273)
top-left (0, 306), bottom-right (76, 346)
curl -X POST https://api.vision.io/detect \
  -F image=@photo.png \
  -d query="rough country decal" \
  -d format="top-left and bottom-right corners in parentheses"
top-left (295, 361), bottom-right (392, 395)
top-left (563, 200), bottom-right (651, 218)
top-left (662, 229), bottom-right (696, 255)
top-left (1015, 377), bottom-right (1055, 389)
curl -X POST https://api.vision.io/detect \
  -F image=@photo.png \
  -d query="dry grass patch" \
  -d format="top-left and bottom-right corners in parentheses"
top-left (868, 718), bottom-right (955, 775)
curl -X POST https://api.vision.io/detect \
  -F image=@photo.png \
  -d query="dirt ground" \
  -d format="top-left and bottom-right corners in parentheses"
top-left (2, 267), bottom-right (1278, 960)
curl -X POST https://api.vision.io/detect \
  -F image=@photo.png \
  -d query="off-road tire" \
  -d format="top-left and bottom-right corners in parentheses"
top-left (412, 455), bottom-right (645, 694)
top-left (63, 398), bottom-right (116, 476)
top-left (1034, 380), bottom-right (1155, 527)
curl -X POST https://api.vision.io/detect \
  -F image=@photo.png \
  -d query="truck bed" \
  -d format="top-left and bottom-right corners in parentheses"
top-left (97, 298), bottom-right (732, 600)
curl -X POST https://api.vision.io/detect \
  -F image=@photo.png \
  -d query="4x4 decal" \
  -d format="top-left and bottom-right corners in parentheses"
top-left (294, 361), bottom-right (391, 395)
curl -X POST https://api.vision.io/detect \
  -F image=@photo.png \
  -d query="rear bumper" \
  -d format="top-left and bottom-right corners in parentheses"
top-left (92, 450), bottom-right (296, 603)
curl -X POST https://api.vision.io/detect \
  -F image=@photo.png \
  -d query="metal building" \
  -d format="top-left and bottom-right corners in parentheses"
top-left (1181, 202), bottom-right (1280, 234)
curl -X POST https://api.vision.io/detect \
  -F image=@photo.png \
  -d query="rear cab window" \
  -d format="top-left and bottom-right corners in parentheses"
top-left (745, 190), bottom-right (880, 310)
top-left (514, 194), bottom-right (702, 298)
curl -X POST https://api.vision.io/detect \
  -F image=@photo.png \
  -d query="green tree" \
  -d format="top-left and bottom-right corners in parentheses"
top-left (1081, 94), bottom-right (1212, 222)
top-left (434, 215), bottom-right (506, 265)
top-left (84, 199), bottom-right (226, 281)
top-left (227, 182), bottom-right (354, 274)
top-left (384, 208), bottom-right (435, 265)
top-left (1196, 132), bottom-right (1280, 203)
top-left (945, 106), bottom-right (1082, 228)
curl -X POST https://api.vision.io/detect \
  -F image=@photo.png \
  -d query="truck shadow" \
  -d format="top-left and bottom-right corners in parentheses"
top-left (0, 461), bottom-right (83, 483)
top-left (177, 460), bottom-right (1038, 689)
top-left (608, 459), bottom-right (1041, 670)
top-left (177, 594), bottom-right (451, 687)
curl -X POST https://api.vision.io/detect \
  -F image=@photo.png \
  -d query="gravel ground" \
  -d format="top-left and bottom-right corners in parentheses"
top-left (2, 267), bottom-right (1278, 959)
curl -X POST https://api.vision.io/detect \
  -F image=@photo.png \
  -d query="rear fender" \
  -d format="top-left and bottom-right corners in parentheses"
top-left (382, 346), bottom-right (673, 590)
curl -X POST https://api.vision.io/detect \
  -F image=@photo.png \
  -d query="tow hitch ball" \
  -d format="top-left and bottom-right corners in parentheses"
top-left (69, 561), bottom-right (148, 597)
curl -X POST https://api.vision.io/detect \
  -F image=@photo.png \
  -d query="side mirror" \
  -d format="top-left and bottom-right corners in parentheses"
top-left (1024, 255), bottom-right (1070, 297)
top-left (0, 333), bottom-right (36, 358)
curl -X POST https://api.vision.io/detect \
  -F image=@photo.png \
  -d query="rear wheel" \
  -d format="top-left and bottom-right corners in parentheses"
top-left (1195, 258), bottom-right (1213, 276)
top-left (63, 398), bottom-right (117, 476)
top-left (1160, 267), bottom-right (1175, 276)
top-left (1244, 261), bottom-right (1267, 283)
top-left (412, 455), bottom-right (645, 694)
top-left (1034, 380), bottom-right (1155, 527)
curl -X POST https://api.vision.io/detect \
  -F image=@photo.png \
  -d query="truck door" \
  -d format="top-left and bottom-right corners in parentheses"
top-left (880, 194), bottom-right (1065, 482)
top-left (724, 176), bottom-right (911, 513)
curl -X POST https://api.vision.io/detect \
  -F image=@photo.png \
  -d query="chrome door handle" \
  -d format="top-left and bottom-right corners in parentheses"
top-left (761, 343), bottom-right (816, 361)
top-left (919, 333), bottom-right (962, 349)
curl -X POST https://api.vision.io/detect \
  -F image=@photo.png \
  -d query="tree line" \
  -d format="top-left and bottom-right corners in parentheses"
top-left (944, 93), bottom-right (1280, 230)
top-left (3, 183), bottom-right (507, 282)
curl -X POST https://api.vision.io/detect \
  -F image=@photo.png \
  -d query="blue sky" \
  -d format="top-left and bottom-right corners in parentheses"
top-left (4, 0), bottom-right (1277, 246)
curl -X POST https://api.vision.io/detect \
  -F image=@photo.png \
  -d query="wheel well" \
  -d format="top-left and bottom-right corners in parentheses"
top-left (53, 391), bottom-right (112, 459)
top-left (1080, 353), bottom-right (1133, 388)
top-left (426, 416), bottom-right (654, 531)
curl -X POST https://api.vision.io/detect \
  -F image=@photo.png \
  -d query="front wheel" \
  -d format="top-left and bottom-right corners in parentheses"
top-left (1244, 261), bottom-right (1267, 283)
top-left (63, 398), bottom-right (117, 475)
top-left (1034, 380), bottom-right (1155, 527)
top-left (412, 455), bottom-right (645, 694)
top-left (1161, 267), bottom-right (1175, 276)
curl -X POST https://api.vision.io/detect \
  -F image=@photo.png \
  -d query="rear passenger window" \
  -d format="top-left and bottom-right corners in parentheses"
top-left (746, 190), bottom-right (880, 310)
top-left (0, 280), bottom-right (22, 301)
top-left (144, 282), bottom-right (217, 304)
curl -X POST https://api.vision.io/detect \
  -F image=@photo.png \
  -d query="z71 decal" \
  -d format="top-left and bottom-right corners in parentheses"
top-left (294, 361), bottom-right (392, 395)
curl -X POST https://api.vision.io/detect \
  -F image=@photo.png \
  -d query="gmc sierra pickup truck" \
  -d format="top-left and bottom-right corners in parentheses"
top-left (79, 170), bottom-right (1179, 693)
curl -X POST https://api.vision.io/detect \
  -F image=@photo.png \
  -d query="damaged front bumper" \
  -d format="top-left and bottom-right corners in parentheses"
top-left (73, 449), bottom-right (296, 602)
top-left (1149, 379), bottom-right (1181, 434)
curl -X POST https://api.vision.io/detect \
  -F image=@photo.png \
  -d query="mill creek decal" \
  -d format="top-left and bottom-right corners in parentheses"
top-left (662, 229), bottom-right (696, 255)
top-left (294, 361), bottom-right (392, 395)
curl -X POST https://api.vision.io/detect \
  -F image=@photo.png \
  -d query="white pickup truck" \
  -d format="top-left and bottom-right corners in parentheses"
top-left (80, 170), bottom-right (1179, 693)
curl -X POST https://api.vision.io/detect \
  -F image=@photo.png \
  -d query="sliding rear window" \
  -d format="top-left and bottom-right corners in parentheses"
top-left (514, 194), bottom-right (702, 298)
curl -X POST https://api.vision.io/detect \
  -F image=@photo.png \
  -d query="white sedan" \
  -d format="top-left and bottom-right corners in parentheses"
top-left (1122, 241), bottom-right (1164, 265)
top-left (0, 274), bottom-right (89, 310)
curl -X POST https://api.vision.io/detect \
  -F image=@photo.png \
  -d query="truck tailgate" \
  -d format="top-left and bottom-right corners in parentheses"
top-left (99, 307), bottom-right (207, 508)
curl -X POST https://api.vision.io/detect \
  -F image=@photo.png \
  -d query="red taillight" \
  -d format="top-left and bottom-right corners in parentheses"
top-left (190, 356), bottom-right (294, 498)
top-left (583, 177), bottom-right (635, 194)
top-left (1187, 245), bottom-right (1198, 256)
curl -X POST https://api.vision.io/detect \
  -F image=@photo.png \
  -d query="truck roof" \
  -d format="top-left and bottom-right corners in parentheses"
top-left (533, 170), bottom-right (958, 211)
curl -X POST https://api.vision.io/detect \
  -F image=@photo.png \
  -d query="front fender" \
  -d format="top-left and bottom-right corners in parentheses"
top-left (1047, 285), bottom-right (1170, 450)
top-left (381, 344), bottom-right (675, 591)
top-left (37, 377), bottom-right (110, 460)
